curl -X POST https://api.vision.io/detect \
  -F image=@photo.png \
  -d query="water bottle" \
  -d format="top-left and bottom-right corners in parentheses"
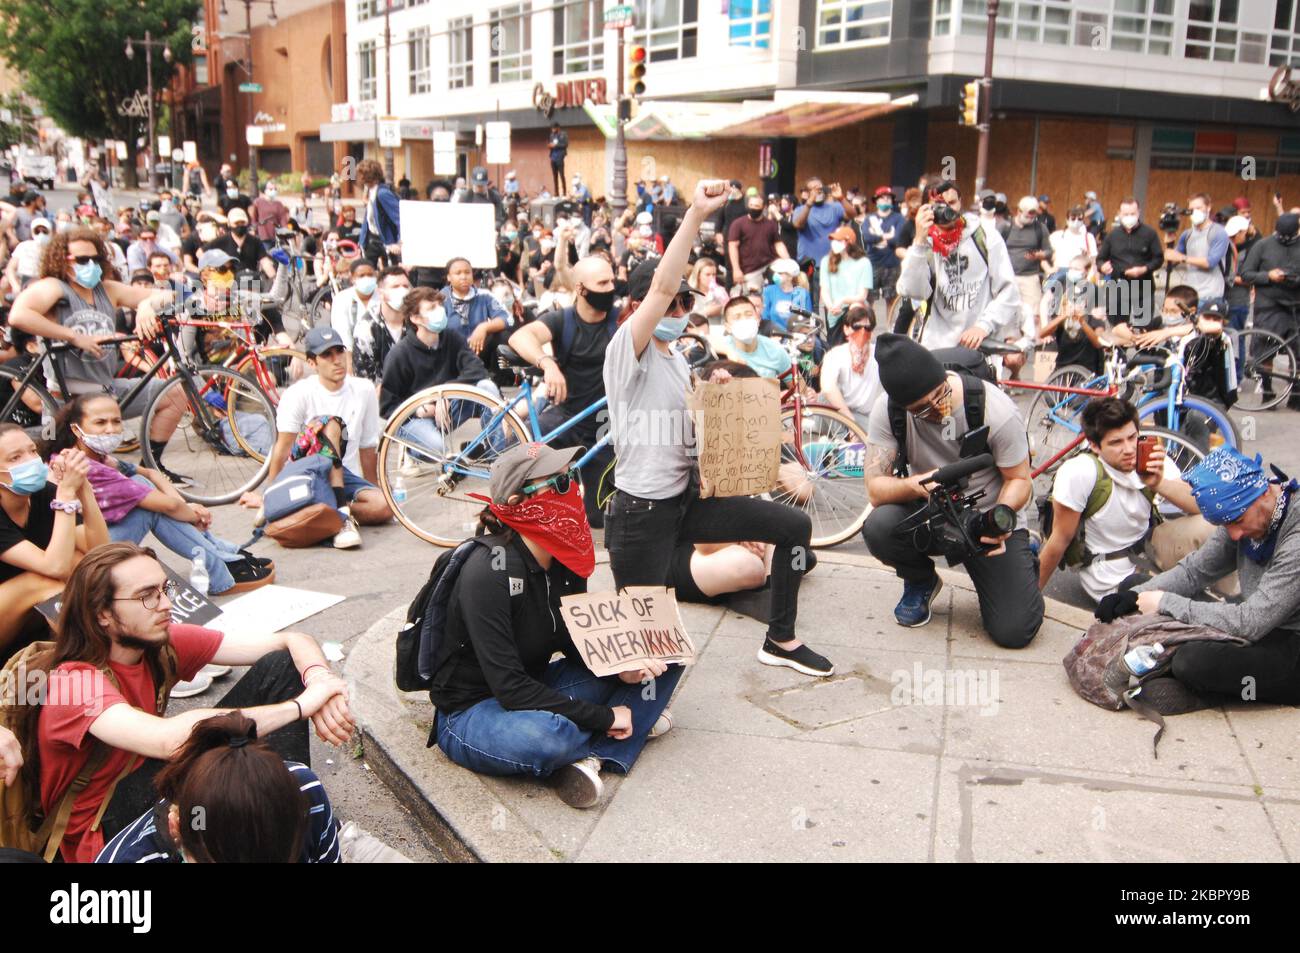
top-left (190, 547), bottom-right (210, 596)
top-left (1123, 642), bottom-right (1164, 677)
top-left (392, 475), bottom-right (407, 505)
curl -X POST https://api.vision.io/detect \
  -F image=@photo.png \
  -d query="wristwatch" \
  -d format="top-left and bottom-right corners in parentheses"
top-left (50, 498), bottom-right (83, 515)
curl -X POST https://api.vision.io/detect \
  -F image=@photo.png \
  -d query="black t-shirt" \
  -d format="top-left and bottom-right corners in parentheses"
top-left (540, 307), bottom-right (613, 413)
top-left (337, 221), bottom-right (362, 243)
top-left (1054, 315), bottom-right (1105, 375)
top-left (181, 233), bottom-right (201, 264)
top-left (0, 483), bottom-right (58, 584)
top-left (206, 233), bottom-right (268, 273)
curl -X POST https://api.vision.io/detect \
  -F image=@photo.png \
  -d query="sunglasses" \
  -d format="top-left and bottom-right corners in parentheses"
top-left (209, 264), bottom-right (234, 275)
top-left (33, 229), bottom-right (49, 236)
top-left (850, 323), bottom-right (873, 333)
top-left (66, 255), bottom-right (98, 265)
top-left (522, 470), bottom-right (575, 496)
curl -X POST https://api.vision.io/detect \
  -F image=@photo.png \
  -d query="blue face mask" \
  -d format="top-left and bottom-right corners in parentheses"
top-left (653, 315), bottom-right (689, 342)
top-left (424, 306), bottom-right (448, 333)
top-left (354, 276), bottom-right (377, 296)
top-left (73, 261), bottom-right (103, 289)
top-left (2, 458), bottom-right (48, 495)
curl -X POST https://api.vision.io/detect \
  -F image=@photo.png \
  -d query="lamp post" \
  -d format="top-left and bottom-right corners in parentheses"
top-left (123, 31), bottom-right (173, 190)
top-left (383, 0), bottom-right (394, 184)
top-left (218, 0), bottom-right (279, 195)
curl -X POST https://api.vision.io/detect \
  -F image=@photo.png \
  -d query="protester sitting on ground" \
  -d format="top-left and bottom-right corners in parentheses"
top-left (353, 266), bottom-right (410, 385)
top-left (1095, 447), bottom-right (1300, 710)
top-left (239, 326), bottom-right (391, 550)
top-left (1180, 299), bottom-right (1238, 409)
top-left (429, 443), bottom-right (681, 809)
top-left (1037, 277), bottom-right (1109, 377)
top-left (1111, 284), bottom-right (1197, 348)
top-left (96, 712), bottom-right (340, 863)
top-left (762, 257), bottom-right (812, 333)
top-left (0, 425), bottom-right (110, 657)
top-left (602, 180), bottom-right (831, 678)
top-left (442, 257), bottom-right (513, 359)
top-left (329, 258), bottom-right (380, 365)
top-left (1037, 398), bottom-right (1204, 603)
top-left (6, 542), bottom-right (352, 862)
top-left (818, 304), bottom-right (881, 430)
top-left (47, 395), bottom-right (274, 597)
top-left (717, 294), bottom-right (792, 379)
top-left (4, 215), bottom-right (50, 290)
top-left (818, 226), bottom-right (873, 348)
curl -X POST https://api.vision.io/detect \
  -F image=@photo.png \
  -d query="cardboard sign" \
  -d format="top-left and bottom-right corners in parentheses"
top-left (560, 587), bottom-right (695, 677)
top-left (399, 200), bottom-right (498, 269)
top-left (207, 585), bottom-right (344, 635)
top-left (36, 566), bottom-right (220, 629)
top-left (688, 376), bottom-right (783, 498)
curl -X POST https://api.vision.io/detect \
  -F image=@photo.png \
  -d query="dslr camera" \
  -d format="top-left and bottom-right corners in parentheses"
top-left (892, 453), bottom-right (1017, 564)
top-left (931, 201), bottom-right (961, 227)
top-left (1158, 202), bottom-right (1187, 232)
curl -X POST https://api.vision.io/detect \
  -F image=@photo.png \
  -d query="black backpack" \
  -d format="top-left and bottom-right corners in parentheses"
top-left (887, 346), bottom-right (995, 476)
top-left (551, 305), bottom-right (616, 367)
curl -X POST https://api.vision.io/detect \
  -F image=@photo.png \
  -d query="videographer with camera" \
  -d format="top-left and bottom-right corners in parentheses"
top-left (1162, 193), bottom-right (1229, 305)
top-left (1240, 212), bottom-right (1300, 357)
top-left (1096, 198), bottom-right (1164, 328)
top-left (861, 334), bottom-right (1043, 646)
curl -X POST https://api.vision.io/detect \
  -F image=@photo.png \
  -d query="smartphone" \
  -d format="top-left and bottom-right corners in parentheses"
top-left (1136, 435), bottom-right (1158, 472)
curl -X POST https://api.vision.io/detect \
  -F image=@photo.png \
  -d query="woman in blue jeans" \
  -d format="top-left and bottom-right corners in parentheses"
top-left (48, 394), bottom-right (274, 595)
top-left (428, 441), bottom-right (681, 808)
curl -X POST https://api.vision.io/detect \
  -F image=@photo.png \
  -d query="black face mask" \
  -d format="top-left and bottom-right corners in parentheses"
top-left (232, 224), bottom-right (249, 237)
top-left (581, 287), bottom-right (616, 315)
top-left (747, 208), bottom-right (763, 220)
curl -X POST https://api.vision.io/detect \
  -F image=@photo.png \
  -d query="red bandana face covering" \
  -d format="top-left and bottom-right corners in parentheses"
top-left (469, 484), bottom-right (596, 577)
top-left (928, 218), bottom-right (966, 259)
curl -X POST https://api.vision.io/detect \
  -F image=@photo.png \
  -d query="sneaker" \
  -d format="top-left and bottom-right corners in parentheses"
top-left (554, 756), bottom-right (603, 809)
top-left (894, 575), bottom-right (943, 627)
top-left (757, 638), bottom-right (835, 677)
top-left (224, 557), bottom-right (276, 594)
top-left (198, 663), bottom-right (232, 679)
top-left (159, 465), bottom-right (193, 487)
top-left (648, 710), bottom-right (673, 739)
top-left (237, 548), bottom-right (274, 570)
top-left (333, 516), bottom-right (362, 550)
top-left (169, 674), bottom-right (213, 699)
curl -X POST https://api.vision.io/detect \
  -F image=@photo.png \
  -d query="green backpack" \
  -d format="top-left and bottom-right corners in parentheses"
top-left (1039, 454), bottom-right (1162, 570)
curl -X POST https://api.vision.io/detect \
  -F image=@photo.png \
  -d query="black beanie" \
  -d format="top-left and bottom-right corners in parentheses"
top-left (875, 333), bottom-right (947, 405)
top-left (1276, 213), bottom-right (1299, 239)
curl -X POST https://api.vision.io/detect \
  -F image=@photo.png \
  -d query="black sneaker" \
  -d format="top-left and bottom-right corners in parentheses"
top-left (238, 548), bottom-right (274, 569)
top-left (159, 465), bottom-right (193, 487)
top-left (757, 637), bottom-right (835, 677)
top-left (224, 557), bottom-right (276, 595)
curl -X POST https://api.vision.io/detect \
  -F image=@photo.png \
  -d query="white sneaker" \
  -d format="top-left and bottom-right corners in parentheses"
top-left (333, 515), bottom-right (362, 549)
top-left (198, 663), bottom-right (232, 679)
top-left (169, 674), bottom-right (213, 699)
top-left (554, 756), bottom-right (603, 809)
top-left (648, 710), bottom-right (674, 739)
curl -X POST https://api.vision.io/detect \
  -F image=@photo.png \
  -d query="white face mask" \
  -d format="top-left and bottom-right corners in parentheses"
top-left (1067, 269), bottom-right (1084, 283)
top-left (731, 317), bottom-right (759, 343)
top-left (198, 223), bottom-right (217, 243)
top-left (1120, 214), bottom-right (1139, 230)
top-left (638, 224), bottom-right (653, 237)
top-left (384, 287), bottom-right (408, 310)
top-left (227, 187), bottom-right (239, 198)
top-left (540, 239), bottom-right (555, 253)
top-left (1068, 219), bottom-right (1084, 232)
top-left (830, 240), bottom-right (847, 255)
top-left (1190, 209), bottom-right (1207, 226)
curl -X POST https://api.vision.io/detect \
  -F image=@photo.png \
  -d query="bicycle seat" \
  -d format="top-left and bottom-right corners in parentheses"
top-left (496, 344), bottom-right (538, 371)
top-left (977, 339), bottom-right (1024, 357)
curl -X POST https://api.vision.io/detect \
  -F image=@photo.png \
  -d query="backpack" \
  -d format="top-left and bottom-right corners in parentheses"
top-left (0, 641), bottom-right (178, 862)
top-left (1038, 453), bottom-right (1161, 570)
top-left (263, 454), bottom-right (344, 548)
top-left (1063, 614), bottom-right (1243, 756)
top-left (551, 305), bottom-right (616, 367)
top-left (887, 346), bottom-right (995, 477)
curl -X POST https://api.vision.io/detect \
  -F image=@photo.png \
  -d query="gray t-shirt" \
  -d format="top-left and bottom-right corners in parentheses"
top-left (1181, 226), bottom-right (1226, 301)
top-left (866, 374), bottom-right (1031, 528)
top-left (603, 321), bottom-right (694, 499)
top-left (53, 280), bottom-right (121, 389)
top-left (1002, 221), bottom-right (1050, 277)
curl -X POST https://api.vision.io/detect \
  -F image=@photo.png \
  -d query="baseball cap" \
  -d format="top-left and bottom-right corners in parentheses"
top-left (1233, 196), bottom-right (1252, 211)
top-left (506, 170), bottom-right (517, 179)
top-left (303, 325), bottom-right (348, 356)
top-left (227, 208), bottom-right (249, 225)
top-left (634, 210), bottom-right (653, 225)
top-left (1199, 298), bottom-right (1229, 320)
top-left (487, 443), bottom-right (583, 504)
top-left (197, 248), bottom-right (239, 271)
top-left (874, 185), bottom-right (895, 199)
top-left (197, 210), bottom-right (227, 225)
top-left (145, 210), bottom-right (161, 224)
top-left (626, 257), bottom-right (692, 302)
top-left (1085, 191), bottom-right (1098, 200)
top-left (829, 226), bottom-right (857, 243)
top-left (30, 216), bottom-right (50, 233)
top-left (1038, 194), bottom-right (1050, 204)
top-left (770, 257), bottom-right (801, 277)
top-left (1225, 215), bottom-right (1250, 238)
top-left (471, 166), bottom-right (489, 185)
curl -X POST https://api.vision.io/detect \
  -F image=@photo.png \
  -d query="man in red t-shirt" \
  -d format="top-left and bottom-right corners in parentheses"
top-left (31, 541), bottom-right (352, 862)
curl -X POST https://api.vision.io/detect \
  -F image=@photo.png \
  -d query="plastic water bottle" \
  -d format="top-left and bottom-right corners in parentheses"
top-left (1123, 642), bottom-right (1164, 677)
top-left (190, 547), bottom-right (210, 596)
top-left (392, 475), bottom-right (407, 505)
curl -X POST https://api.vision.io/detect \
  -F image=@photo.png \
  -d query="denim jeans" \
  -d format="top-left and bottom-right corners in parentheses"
top-left (397, 379), bottom-right (504, 462)
top-left (109, 477), bottom-right (243, 594)
top-left (435, 656), bottom-right (683, 776)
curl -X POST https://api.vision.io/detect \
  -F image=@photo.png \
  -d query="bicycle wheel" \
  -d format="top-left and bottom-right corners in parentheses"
top-left (1140, 425), bottom-right (1206, 517)
top-left (0, 365), bottom-right (59, 442)
top-left (140, 365), bottom-right (277, 505)
top-left (1233, 328), bottom-right (1295, 411)
top-left (378, 385), bottom-right (530, 546)
top-left (771, 406), bottom-right (871, 548)
top-left (233, 346), bottom-right (312, 406)
top-left (1024, 364), bottom-right (1097, 474)
top-left (308, 283), bottom-right (335, 330)
top-left (1137, 394), bottom-right (1241, 452)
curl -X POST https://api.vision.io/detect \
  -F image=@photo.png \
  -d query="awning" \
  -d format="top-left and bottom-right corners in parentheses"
top-left (319, 118), bottom-right (459, 143)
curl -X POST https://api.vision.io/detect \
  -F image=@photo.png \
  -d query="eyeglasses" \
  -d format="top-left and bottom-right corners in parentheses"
top-left (113, 579), bottom-right (178, 611)
top-left (67, 255), bottom-right (98, 266)
top-left (522, 470), bottom-right (575, 496)
top-left (209, 264), bottom-right (234, 275)
top-left (907, 381), bottom-right (952, 422)
top-left (850, 323), bottom-right (874, 333)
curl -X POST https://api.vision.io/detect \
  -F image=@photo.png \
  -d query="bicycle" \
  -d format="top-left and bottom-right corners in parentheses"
top-left (305, 238), bottom-right (362, 331)
top-left (1232, 305), bottom-right (1300, 411)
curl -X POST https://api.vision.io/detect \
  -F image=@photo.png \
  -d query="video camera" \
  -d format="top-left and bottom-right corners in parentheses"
top-left (892, 453), bottom-right (1017, 565)
top-left (1158, 202), bottom-right (1188, 233)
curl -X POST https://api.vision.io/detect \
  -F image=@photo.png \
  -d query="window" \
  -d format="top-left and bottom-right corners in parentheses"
top-left (490, 3), bottom-right (532, 84)
top-left (358, 40), bottom-right (377, 101)
top-left (553, 0), bottom-right (604, 75)
top-left (194, 55), bottom-right (208, 85)
top-left (934, 1), bottom-right (1070, 46)
top-left (449, 16), bottom-right (474, 88)
top-left (729, 0), bottom-right (772, 49)
top-left (409, 26), bottom-right (431, 94)
top-left (818, 0), bottom-right (890, 48)
top-left (357, 0), bottom-right (406, 20)
top-left (1186, 0), bottom-right (1249, 62)
top-left (1271, 0), bottom-right (1300, 66)
top-left (1109, 0), bottom-right (1176, 55)
top-left (633, 0), bottom-right (698, 62)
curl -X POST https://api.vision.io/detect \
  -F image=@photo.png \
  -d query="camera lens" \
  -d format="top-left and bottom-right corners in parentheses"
top-left (976, 504), bottom-right (1016, 538)
top-left (932, 203), bottom-right (958, 227)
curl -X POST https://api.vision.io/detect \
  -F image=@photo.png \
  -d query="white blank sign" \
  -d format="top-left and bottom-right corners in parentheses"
top-left (399, 200), bottom-right (497, 269)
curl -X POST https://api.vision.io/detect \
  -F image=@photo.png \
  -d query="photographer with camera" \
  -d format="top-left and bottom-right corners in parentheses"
top-left (1096, 198), bottom-right (1164, 328)
top-left (861, 334), bottom-right (1043, 646)
top-left (1240, 213), bottom-right (1300, 380)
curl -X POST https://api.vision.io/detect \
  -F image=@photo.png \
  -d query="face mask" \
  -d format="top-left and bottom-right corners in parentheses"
top-left (1190, 209), bottom-right (1207, 226)
top-left (354, 276), bottom-right (377, 296)
top-left (830, 240), bottom-right (847, 255)
top-left (34, 232), bottom-right (49, 246)
top-left (653, 314), bottom-right (689, 342)
top-left (1067, 269), bottom-right (1085, 283)
top-left (470, 483), bottom-right (595, 577)
top-left (207, 271), bottom-right (235, 290)
top-left (423, 306), bottom-right (448, 333)
top-left (385, 288), bottom-right (408, 310)
top-left (532, 229), bottom-right (542, 240)
top-left (197, 223), bottom-right (217, 242)
top-left (747, 208), bottom-right (763, 220)
top-left (639, 224), bottom-right (653, 237)
top-left (504, 230), bottom-right (518, 241)
top-left (232, 224), bottom-right (249, 237)
top-left (73, 424), bottom-right (124, 456)
top-left (1068, 219), bottom-right (1084, 232)
top-left (2, 458), bottom-right (48, 495)
top-left (582, 287), bottom-right (615, 314)
top-left (813, 193), bottom-right (826, 205)
top-left (877, 201), bottom-right (892, 213)
top-left (227, 187), bottom-right (238, 198)
top-left (1120, 214), bottom-right (1139, 230)
top-left (540, 239), bottom-right (555, 253)
top-left (266, 189), bottom-right (277, 199)
top-left (731, 317), bottom-right (759, 343)
top-left (73, 260), bottom-right (102, 289)
top-left (1277, 232), bottom-right (1300, 246)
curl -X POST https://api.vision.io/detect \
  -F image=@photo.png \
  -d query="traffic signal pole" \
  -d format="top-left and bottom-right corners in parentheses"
top-left (611, 25), bottom-right (627, 219)
top-left (974, 0), bottom-right (1000, 194)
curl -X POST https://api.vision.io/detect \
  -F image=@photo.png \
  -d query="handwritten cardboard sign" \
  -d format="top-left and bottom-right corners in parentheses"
top-left (560, 587), bottom-right (696, 677)
top-left (36, 566), bottom-right (220, 629)
top-left (689, 376), bottom-right (783, 498)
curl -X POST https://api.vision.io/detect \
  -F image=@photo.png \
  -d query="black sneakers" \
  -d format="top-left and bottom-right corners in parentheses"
top-left (225, 557), bottom-right (276, 594)
top-left (757, 637), bottom-right (835, 677)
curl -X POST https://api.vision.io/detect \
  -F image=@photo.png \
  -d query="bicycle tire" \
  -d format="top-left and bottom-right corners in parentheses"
top-left (140, 365), bottom-right (277, 505)
top-left (1232, 328), bottom-right (1295, 411)
top-left (1136, 394), bottom-right (1241, 452)
top-left (233, 346), bottom-right (311, 407)
top-left (772, 406), bottom-right (871, 548)
top-left (0, 365), bottom-right (59, 442)
top-left (1140, 425), bottom-right (1206, 518)
top-left (1024, 363), bottom-right (1098, 474)
top-left (307, 282), bottom-right (335, 331)
top-left (378, 385), bottom-right (530, 546)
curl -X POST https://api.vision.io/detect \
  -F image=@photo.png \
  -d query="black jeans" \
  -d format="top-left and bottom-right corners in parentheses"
top-left (605, 486), bottom-right (812, 641)
top-left (862, 502), bottom-right (1044, 648)
top-left (538, 402), bottom-right (613, 526)
top-left (98, 650), bottom-right (310, 843)
top-left (551, 159), bottom-right (566, 196)
top-left (1172, 629), bottom-right (1300, 704)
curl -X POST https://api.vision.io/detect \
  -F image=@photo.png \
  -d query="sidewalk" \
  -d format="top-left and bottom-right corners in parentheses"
top-left (344, 550), bottom-right (1300, 863)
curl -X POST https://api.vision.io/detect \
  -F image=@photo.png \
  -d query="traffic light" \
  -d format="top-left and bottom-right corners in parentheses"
top-left (628, 44), bottom-right (647, 98)
top-left (960, 80), bottom-right (980, 127)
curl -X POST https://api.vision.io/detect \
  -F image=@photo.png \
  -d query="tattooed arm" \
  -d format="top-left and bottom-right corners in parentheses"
top-left (864, 441), bottom-right (935, 508)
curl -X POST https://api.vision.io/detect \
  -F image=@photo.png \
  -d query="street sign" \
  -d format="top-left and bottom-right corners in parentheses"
top-left (239, 82), bottom-right (263, 93)
top-left (377, 117), bottom-right (402, 148)
top-left (604, 3), bottom-right (635, 28)
top-left (158, 135), bottom-right (171, 156)
top-left (433, 130), bottom-right (457, 175)
top-left (183, 140), bottom-right (197, 163)
top-left (485, 121), bottom-right (511, 165)
top-left (115, 141), bottom-right (127, 160)
top-left (245, 124), bottom-right (264, 147)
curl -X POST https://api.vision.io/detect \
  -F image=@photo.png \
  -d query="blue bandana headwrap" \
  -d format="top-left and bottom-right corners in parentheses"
top-left (1184, 447), bottom-right (1271, 525)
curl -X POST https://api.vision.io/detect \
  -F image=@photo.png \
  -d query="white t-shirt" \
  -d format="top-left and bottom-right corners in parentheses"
top-left (330, 287), bottom-right (379, 350)
top-left (820, 342), bottom-right (882, 417)
top-left (1049, 227), bottom-right (1097, 271)
top-left (1052, 453), bottom-right (1179, 602)
top-left (275, 376), bottom-right (381, 476)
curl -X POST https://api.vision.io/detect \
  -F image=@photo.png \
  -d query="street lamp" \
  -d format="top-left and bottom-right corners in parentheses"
top-left (124, 31), bottom-right (174, 190)
top-left (217, 0), bottom-right (280, 195)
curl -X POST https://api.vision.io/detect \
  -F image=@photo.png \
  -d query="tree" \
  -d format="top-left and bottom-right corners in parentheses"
top-left (0, 92), bottom-right (38, 151)
top-left (0, 0), bottom-right (199, 186)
